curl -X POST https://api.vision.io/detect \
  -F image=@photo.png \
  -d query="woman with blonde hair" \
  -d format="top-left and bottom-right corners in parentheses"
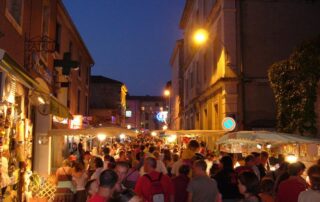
top-left (54, 159), bottom-right (75, 202)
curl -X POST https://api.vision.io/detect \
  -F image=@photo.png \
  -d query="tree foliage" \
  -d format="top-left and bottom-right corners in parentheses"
top-left (268, 35), bottom-right (320, 136)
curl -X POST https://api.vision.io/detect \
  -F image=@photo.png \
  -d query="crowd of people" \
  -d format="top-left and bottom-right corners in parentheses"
top-left (53, 138), bottom-right (320, 202)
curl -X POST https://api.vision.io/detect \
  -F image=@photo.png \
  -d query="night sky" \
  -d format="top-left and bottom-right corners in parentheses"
top-left (63, 0), bottom-right (185, 96)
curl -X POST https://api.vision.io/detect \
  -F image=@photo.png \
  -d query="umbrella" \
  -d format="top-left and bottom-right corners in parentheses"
top-left (216, 131), bottom-right (320, 145)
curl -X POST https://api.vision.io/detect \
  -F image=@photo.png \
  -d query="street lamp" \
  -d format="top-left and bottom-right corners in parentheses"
top-left (192, 28), bottom-right (233, 68)
top-left (193, 28), bottom-right (209, 46)
top-left (164, 89), bottom-right (170, 97)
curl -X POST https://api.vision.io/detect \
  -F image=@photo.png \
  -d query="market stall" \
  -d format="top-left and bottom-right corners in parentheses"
top-left (48, 126), bottom-right (137, 171)
top-left (217, 131), bottom-right (320, 166)
top-left (151, 130), bottom-right (226, 150)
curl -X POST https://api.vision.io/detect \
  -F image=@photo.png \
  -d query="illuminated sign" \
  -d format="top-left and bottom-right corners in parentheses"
top-left (156, 111), bottom-right (168, 123)
top-left (53, 115), bottom-right (68, 124)
top-left (126, 110), bottom-right (132, 117)
top-left (69, 115), bottom-right (83, 129)
top-left (222, 117), bottom-right (236, 131)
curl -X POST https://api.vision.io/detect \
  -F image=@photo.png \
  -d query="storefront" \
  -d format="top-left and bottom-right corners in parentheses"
top-left (0, 49), bottom-right (71, 201)
top-left (0, 49), bottom-right (36, 201)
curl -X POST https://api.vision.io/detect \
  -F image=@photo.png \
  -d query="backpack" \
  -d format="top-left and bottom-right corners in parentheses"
top-left (144, 173), bottom-right (165, 202)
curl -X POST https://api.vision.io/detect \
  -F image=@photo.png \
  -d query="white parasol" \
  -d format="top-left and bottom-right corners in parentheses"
top-left (216, 130), bottom-right (320, 145)
top-left (48, 126), bottom-right (137, 138)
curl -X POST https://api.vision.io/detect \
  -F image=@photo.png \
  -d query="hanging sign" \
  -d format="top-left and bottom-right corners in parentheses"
top-left (69, 115), bottom-right (83, 129)
top-left (222, 117), bottom-right (236, 131)
top-left (156, 111), bottom-right (168, 123)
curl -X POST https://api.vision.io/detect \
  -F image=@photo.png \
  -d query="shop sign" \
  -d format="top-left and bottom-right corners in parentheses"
top-left (69, 115), bottom-right (83, 129)
top-left (156, 111), bottom-right (168, 123)
top-left (32, 53), bottom-right (53, 84)
top-left (53, 115), bottom-right (68, 124)
top-left (222, 117), bottom-right (236, 131)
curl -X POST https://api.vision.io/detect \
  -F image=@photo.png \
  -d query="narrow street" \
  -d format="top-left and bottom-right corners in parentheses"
top-left (1, 0), bottom-right (320, 202)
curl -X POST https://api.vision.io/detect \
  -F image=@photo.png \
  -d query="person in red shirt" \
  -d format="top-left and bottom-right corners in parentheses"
top-left (276, 162), bottom-right (307, 202)
top-left (88, 169), bottom-right (118, 202)
top-left (172, 164), bottom-right (190, 202)
top-left (135, 157), bottom-right (174, 202)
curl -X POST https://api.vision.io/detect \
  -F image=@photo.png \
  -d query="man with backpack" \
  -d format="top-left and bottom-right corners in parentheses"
top-left (135, 157), bottom-right (174, 202)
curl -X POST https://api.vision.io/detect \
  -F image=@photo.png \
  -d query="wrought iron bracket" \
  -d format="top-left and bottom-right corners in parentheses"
top-left (24, 35), bottom-right (56, 70)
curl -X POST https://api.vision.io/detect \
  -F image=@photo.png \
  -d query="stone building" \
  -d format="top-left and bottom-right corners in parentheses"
top-left (126, 95), bottom-right (166, 131)
top-left (170, 39), bottom-right (184, 130)
top-left (54, 1), bottom-right (94, 117)
top-left (173, 0), bottom-right (320, 130)
top-left (0, 0), bottom-right (93, 177)
top-left (89, 75), bottom-right (127, 127)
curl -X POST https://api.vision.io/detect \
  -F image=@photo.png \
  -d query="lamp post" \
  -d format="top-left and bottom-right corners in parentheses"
top-left (164, 89), bottom-right (170, 129)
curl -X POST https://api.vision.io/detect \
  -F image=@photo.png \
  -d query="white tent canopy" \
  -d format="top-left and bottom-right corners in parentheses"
top-left (154, 130), bottom-right (226, 137)
top-left (217, 131), bottom-right (320, 145)
top-left (48, 126), bottom-right (137, 138)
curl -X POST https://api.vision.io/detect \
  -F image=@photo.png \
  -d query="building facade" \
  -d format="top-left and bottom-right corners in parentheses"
top-left (89, 75), bottom-right (127, 127)
top-left (170, 40), bottom-right (184, 130)
top-left (54, 1), bottom-right (93, 117)
top-left (126, 96), bottom-right (166, 131)
top-left (0, 0), bottom-right (93, 181)
top-left (174, 0), bottom-right (320, 131)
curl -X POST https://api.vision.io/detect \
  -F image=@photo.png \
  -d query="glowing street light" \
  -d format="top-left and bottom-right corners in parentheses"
top-left (193, 28), bottom-right (209, 45)
top-left (127, 124), bottom-right (132, 130)
top-left (164, 89), bottom-right (170, 97)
